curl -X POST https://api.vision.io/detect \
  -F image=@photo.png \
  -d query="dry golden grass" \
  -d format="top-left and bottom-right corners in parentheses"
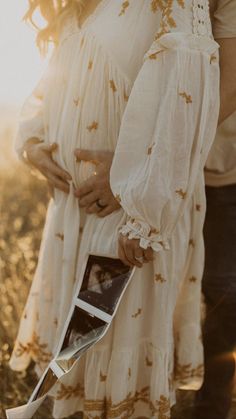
top-left (0, 109), bottom-right (52, 417)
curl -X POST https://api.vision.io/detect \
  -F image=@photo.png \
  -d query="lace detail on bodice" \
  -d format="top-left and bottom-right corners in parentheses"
top-left (153, 0), bottom-right (213, 41)
top-left (193, 0), bottom-right (212, 36)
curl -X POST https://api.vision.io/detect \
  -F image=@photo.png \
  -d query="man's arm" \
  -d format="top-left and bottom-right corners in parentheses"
top-left (217, 37), bottom-right (236, 125)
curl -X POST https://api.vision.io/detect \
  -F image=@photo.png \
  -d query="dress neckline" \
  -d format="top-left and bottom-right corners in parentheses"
top-left (78, 0), bottom-right (109, 30)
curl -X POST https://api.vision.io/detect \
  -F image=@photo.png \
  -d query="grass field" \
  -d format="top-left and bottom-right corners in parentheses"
top-left (0, 109), bottom-right (235, 419)
top-left (0, 110), bottom-right (49, 417)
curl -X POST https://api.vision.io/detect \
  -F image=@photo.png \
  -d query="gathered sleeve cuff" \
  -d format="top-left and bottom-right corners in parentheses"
top-left (110, 31), bottom-right (220, 252)
top-left (120, 219), bottom-right (170, 252)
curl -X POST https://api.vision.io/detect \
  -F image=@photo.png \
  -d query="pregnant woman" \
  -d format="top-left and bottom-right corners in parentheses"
top-left (10, 1), bottom-right (220, 418)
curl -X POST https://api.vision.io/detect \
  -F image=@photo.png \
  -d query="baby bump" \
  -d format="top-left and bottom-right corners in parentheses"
top-left (46, 100), bottom-right (120, 187)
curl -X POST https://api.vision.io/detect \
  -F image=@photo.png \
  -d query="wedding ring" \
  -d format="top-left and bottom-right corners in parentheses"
top-left (96, 199), bottom-right (107, 209)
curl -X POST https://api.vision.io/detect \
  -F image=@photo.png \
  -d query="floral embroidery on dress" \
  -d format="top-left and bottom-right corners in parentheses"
top-left (147, 143), bottom-right (155, 155)
top-left (210, 54), bottom-right (217, 64)
top-left (157, 395), bottom-right (171, 419)
top-left (132, 308), bottom-right (142, 318)
top-left (151, 0), bottom-right (184, 13)
top-left (145, 356), bottom-right (153, 367)
top-left (119, 1), bottom-right (130, 17)
top-left (189, 276), bottom-right (198, 283)
top-left (189, 238), bottom-right (195, 248)
top-left (109, 80), bottom-right (117, 93)
top-left (152, 0), bottom-right (185, 39)
top-left (124, 92), bottom-right (129, 102)
top-left (87, 121), bottom-right (99, 132)
top-left (73, 97), bottom-right (80, 106)
top-left (88, 60), bottom-right (93, 70)
top-left (14, 332), bottom-right (52, 368)
top-left (175, 360), bottom-right (204, 385)
top-left (56, 382), bottom-right (84, 400)
top-left (100, 372), bottom-right (107, 382)
top-left (179, 92), bottom-right (193, 104)
top-left (148, 50), bottom-right (165, 60)
top-left (33, 92), bottom-right (44, 101)
top-left (175, 189), bottom-right (187, 199)
top-left (55, 233), bottom-right (64, 241)
top-left (83, 387), bottom-right (170, 419)
top-left (154, 273), bottom-right (166, 283)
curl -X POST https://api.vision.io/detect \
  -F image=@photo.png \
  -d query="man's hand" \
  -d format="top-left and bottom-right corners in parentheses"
top-left (25, 140), bottom-right (71, 193)
top-left (74, 149), bottom-right (121, 217)
top-left (118, 234), bottom-right (154, 268)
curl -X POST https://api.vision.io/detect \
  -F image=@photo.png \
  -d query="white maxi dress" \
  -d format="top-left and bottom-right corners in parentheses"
top-left (10, 1), bottom-right (220, 418)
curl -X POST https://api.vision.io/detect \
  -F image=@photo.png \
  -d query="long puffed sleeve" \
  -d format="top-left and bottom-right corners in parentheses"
top-left (15, 17), bottom-right (78, 162)
top-left (14, 46), bottom-right (59, 162)
top-left (15, 75), bottom-right (47, 161)
top-left (110, 0), bottom-right (220, 252)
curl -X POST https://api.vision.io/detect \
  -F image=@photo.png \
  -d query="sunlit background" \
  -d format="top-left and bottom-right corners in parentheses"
top-left (0, 3), bottom-right (52, 416)
top-left (0, 0), bottom-right (46, 106)
top-left (1, 3), bottom-right (236, 418)
top-left (0, 0), bottom-right (49, 170)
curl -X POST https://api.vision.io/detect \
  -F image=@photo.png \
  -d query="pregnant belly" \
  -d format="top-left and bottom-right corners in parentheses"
top-left (46, 95), bottom-right (119, 187)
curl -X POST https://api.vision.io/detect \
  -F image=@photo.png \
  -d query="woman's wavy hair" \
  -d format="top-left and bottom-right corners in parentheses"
top-left (24, 0), bottom-right (84, 53)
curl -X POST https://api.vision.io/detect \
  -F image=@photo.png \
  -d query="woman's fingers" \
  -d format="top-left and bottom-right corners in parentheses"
top-left (123, 237), bottom-right (143, 268)
top-left (78, 191), bottom-right (100, 207)
top-left (44, 158), bottom-right (72, 181)
top-left (85, 202), bottom-right (101, 214)
top-left (74, 177), bottom-right (95, 198)
top-left (133, 246), bottom-right (145, 266)
top-left (41, 142), bottom-right (58, 153)
top-left (118, 241), bottom-right (133, 268)
top-left (118, 235), bottom-right (154, 268)
top-left (97, 205), bottom-right (117, 218)
top-left (46, 172), bottom-right (70, 194)
top-left (74, 149), bottom-right (113, 166)
top-left (143, 247), bottom-right (154, 262)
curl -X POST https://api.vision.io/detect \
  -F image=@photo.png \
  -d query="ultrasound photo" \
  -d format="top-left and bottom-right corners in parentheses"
top-left (56, 306), bottom-right (108, 373)
top-left (32, 368), bottom-right (57, 401)
top-left (77, 255), bottom-right (132, 315)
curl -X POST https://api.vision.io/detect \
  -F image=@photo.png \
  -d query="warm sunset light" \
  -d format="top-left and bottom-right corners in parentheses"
top-left (0, 0), bottom-right (48, 106)
top-left (1, 2), bottom-right (236, 419)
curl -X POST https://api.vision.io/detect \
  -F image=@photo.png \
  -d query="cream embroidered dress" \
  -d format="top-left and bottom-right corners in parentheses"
top-left (10, 1), bottom-right (220, 418)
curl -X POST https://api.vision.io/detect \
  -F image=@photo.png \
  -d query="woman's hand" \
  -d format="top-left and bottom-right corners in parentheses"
top-left (118, 234), bottom-right (154, 268)
top-left (25, 140), bottom-right (72, 194)
top-left (74, 149), bottom-right (120, 217)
